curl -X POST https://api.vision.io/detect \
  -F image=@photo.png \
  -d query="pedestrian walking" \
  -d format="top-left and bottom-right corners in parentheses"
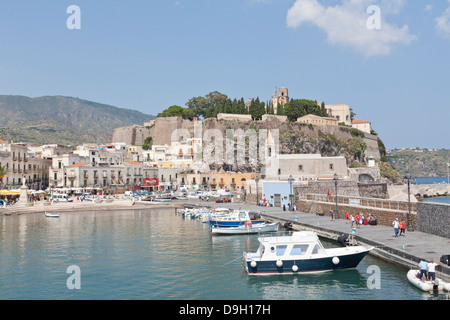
top-left (350, 214), bottom-right (355, 227)
top-left (355, 214), bottom-right (361, 228)
top-left (345, 210), bottom-right (349, 224)
top-left (330, 209), bottom-right (334, 221)
top-left (392, 218), bottom-right (400, 237)
top-left (399, 220), bottom-right (406, 236)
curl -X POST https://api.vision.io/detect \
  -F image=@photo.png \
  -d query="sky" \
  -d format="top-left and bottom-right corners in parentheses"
top-left (0, 0), bottom-right (449, 150)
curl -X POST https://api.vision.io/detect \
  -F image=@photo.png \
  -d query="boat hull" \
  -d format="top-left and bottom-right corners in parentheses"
top-left (244, 250), bottom-right (370, 275)
top-left (45, 212), bottom-right (60, 218)
top-left (209, 219), bottom-right (265, 228)
top-left (211, 223), bottom-right (279, 236)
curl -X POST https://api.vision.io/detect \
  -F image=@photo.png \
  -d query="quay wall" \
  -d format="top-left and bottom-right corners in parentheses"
top-left (294, 181), bottom-right (389, 200)
top-left (296, 199), bottom-right (450, 239)
top-left (296, 200), bottom-right (418, 229)
top-left (417, 202), bottom-right (450, 239)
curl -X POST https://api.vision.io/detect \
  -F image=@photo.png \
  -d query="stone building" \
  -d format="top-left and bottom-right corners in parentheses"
top-left (0, 142), bottom-right (51, 189)
top-left (263, 154), bottom-right (348, 181)
top-left (297, 114), bottom-right (338, 127)
top-left (272, 87), bottom-right (289, 114)
top-left (352, 119), bottom-right (372, 134)
top-left (325, 104), bottom-right (352, 125)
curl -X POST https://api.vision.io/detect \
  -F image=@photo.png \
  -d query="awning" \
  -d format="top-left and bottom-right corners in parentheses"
top-left (0, 190), bottom-right (20, 196)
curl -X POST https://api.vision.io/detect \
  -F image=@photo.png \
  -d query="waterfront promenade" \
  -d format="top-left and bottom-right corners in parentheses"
top-left (186, 200), bottom-right (450, 282)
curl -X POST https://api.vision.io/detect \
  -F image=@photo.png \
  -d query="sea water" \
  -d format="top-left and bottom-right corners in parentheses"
top-left (0, 208), bottom-right (447, 300)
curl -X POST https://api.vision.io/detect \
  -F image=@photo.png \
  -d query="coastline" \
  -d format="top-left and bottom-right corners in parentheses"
top-left (0, 199), bottom-right (183, 216)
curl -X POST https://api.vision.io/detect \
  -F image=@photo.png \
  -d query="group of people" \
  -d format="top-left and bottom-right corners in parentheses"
top-left (392, 218), bottom-right (407, 237)
top-left (329, 209), bottom-right (377, 227)
top-left (418, 259), bottom-right (441, 282)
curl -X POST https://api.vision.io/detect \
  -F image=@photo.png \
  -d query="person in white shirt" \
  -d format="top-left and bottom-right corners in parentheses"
top-left (392, 218), bottom-right (400, 237)
top-left (427, 259), bottom-right (441, 282)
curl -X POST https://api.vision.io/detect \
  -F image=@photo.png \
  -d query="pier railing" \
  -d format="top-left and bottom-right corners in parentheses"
top-left (301, 193), bottom-right (418, 212)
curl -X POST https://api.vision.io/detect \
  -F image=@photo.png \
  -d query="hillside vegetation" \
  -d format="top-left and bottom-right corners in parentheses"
top-left (0, 95), bottom-right (154, 145)
top-left (387, 148), bottom-right (449, 177)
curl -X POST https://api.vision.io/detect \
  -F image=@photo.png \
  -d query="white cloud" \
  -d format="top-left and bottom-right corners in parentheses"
top-left (286, 0), bottom-right (416, 57)
top-left (435, 0), bottom-right (450, 36)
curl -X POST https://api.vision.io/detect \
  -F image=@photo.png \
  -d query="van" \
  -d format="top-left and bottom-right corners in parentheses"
top-left (52, 194), bottom-right (73, 202)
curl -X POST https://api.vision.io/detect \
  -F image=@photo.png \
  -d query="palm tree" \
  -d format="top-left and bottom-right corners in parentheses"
top-left (0, 165), bottom-right (8, 189)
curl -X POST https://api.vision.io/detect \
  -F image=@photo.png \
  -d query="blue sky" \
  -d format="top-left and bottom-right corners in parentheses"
top-left (0, 0), bottom-right (449, 149)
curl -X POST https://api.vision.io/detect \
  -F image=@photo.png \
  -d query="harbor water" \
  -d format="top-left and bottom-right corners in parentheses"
top-left (0, 208), bottom-right (447, 300)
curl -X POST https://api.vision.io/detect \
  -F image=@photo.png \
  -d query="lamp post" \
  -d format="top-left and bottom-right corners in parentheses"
top-left (288, 175), bottom-right (294, 210)
top-left (404, 172), bottom-right (414, 232)
top-left (255, 177), bottom-right (260, 206)
top-left (333, 173), bottom-right (339, 219)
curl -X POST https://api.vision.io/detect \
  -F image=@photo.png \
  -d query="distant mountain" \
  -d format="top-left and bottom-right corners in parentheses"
top-left (0, 95), bottom-right (155, 145)
top-left (387, 148), bottom-right (450, 177)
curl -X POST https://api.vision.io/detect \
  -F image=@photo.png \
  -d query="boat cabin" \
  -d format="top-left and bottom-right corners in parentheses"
top-left (251, 232), bottom-right (327, 261)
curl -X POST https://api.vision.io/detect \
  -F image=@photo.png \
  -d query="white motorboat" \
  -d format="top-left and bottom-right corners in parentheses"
top-left (243, 231), bottom-right (373, 275)
top-left (407, 269), bottom-right (450, 292)
top-left (45, 212), bottom-right (60, 218)
top-left (211, 222), bottom-right (279, 236)
top-left (209, 210), bottom-right (265, 228)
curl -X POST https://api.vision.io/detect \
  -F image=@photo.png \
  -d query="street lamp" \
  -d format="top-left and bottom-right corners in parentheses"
top-left (255, 177), bottom-right (260, 205)
top-left (333, 173), bottom-right (339, 219)
top-left (404, 172), bottom-right (414, 232)
top-left (288, 175), bottom-right (294, 210)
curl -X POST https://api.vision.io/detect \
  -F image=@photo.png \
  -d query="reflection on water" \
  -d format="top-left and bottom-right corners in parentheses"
top-left (0, 209), bottom-right (446, 300)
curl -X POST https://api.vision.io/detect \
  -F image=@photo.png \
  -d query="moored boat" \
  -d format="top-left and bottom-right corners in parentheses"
top-left (211, 222), bottom-right (279, 236)
top-left (209, 210), bottom-right (264, 228)
top-left (407, 269), bottom-right (450, 292)
top-left (243, 231), bottom-right (373, 276)
top-left (45, 212), bottom-right (60, 218)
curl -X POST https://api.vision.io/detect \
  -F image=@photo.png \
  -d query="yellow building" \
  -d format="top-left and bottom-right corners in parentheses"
top-left (297, 114), bottom-right (338, 127)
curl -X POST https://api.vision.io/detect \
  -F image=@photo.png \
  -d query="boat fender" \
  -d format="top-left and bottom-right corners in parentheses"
top-left (332, 257), bottom-right (340, 265)
top-left (250, 260), bottom-right (257, 268)
top-left (276, 260), bottom-right (283, 268)
top-left (292, 265), bottom-right (298, 272)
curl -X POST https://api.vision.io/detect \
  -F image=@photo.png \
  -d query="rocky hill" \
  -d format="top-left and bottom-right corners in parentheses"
top-left (0, 95), bottom-right (155, 145)
top-left (116, 116), bottom-right (383, 172)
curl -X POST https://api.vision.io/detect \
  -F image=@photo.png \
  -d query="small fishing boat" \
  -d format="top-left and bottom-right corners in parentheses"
top-left (407, 269), bottom-right (450, 292)
top-left (45, 212), bottom-right (60, 218)
top-left (211, 222), bottom-right (279, 236)
top-left (243, 231), bottom-right (373, 276)
top-left (209, 210), bottom-right (265, 228)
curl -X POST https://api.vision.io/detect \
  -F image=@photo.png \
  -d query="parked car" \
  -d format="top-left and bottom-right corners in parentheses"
top-left (0, 200), bottom-right (9, 206)
top-left (215, 198), bottom-right (230, 203)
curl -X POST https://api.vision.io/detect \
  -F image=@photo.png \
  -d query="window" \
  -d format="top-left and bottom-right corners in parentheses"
top-left (290, 244), bottom-right (309, 256)
top-left (312, 245), bottom-right (323, 255)
top-left (329, 164), bottom-right (334, 170)
top-left (276, 245), bottom-right (287, 256)
top-left (298, 165), bottom-right (303, 172)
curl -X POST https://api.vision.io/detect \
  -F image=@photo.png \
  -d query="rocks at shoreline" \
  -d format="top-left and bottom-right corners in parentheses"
top-left (388, 184), bottom-right (449, 201)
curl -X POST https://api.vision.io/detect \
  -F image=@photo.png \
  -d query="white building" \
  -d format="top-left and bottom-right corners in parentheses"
top-left (263, 154), bottom-right (348, 181)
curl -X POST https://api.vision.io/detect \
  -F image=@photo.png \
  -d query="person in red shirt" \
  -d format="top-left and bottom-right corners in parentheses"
top-left (399, 220), bottom-right (406, 236)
